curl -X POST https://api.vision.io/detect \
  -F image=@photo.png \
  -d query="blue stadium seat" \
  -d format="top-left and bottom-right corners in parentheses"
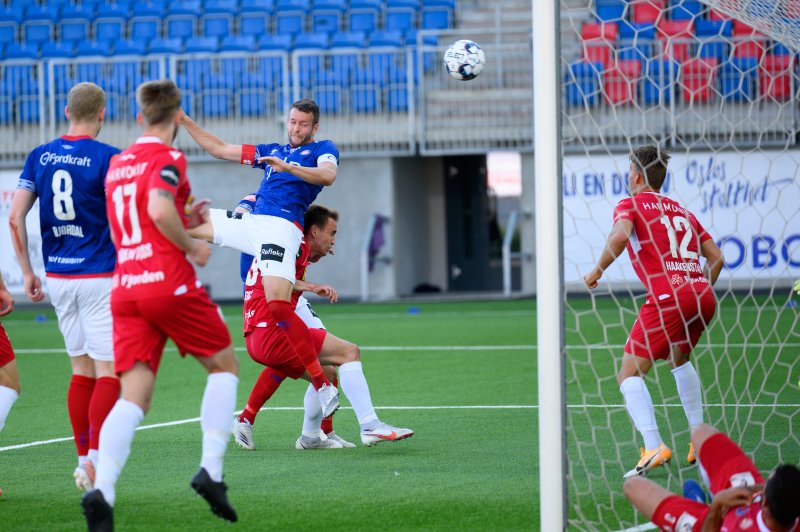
top-left (387, 83), bottom-right (409, 112)
top-left (240, 13), bottom-right (270, 36)
top-left (77, 41), bottom-right (113, 57)
top-left (618, 21), bottom-right (656, 43)
top-left (771, 42), bottom-right (793, 55)
top-left (293, 32), bottom-right (329, 49)
top-left (420, 6), bottom-right (451, 30)
top-left (0, 20), bottom-right (16, 48)
top-left (596, 4), bottom-right (625, 22)
top-left (311, 0), bottom-right (346, 34)
top-left (258, 34), bottom-right (292, 50)
top-left (237, 82), bottom-right (269, 116)
top-left (257, 35), bottom-right (291, 87)
top-left (643, 58), bottom-right (679, 104)
top-left (696, 39), bottom-right (729, 61)
top-left (148, 37), bottom-right (183, 54)
top-left (221, 35), bottom-right (256, 52)
top-left (294, 33), bottom-right (328, 88)
top-left (185, 36), bottom-right (219, 53)
top-left (96, 3), bottom-right (131, 19)
top-left (0, 95), bottom-right (11, 125)
top-left (23, 6), bottom-right (58, 44)
top-left (41, 41), bottom-right (76, 58)
top-left (5, 42), bottom-right (38, 60)
top-left (385, 7), bottom-right (417, 33)
top-left (168, 0), bottom-right (201, 15)
top-left (0, 6), bottom-right (23, 25)
top-left (59, 19), bottom-right (91, 43)
top-left (277, 0), bottom-right (311, 10)
top-left (721, 57), bottom-right (757, 101)
top-left (350, 84), bottom-right (379, 113)
top-left (694, 19), bottom-right (732, 37)
top-left (166, 15), bottom-right (197, 40)
top-left (240, 0), bottom-right (276, 14)
top-left (564, 61), bottom-right (602, 106)
top-left (369, 30), bottom-right (403, 47)
top-left (618, 42), bottom-right (651, 62)
top-left (130, 17), bottom-right (161, 41)
top-left (94, 12), bottom-right (127, 43)
top-left (201, 76), bottom-right (231, 117)
top-left (75, 44), bottom-right (110, 87)
top-left (313, 86), bottom-right (341, 113)
top-left (669, 0), bottom-right (703, 20)
top-left (205, 0), bottom-right (238, 14)
top-left (132, 1), bottom-right (166, 18)
top-left (202, 13), bottom-right (234, 38)
top-left (348, 0), bottom-right (381, 33)
top-left (113, 39), bottom-right (147, 56)
top-left (275, 7), bottom-right (306, 35)
top-left (330, 31), bottom-right (365, 79)
top-left (388, 0), bottom-right (419, 7)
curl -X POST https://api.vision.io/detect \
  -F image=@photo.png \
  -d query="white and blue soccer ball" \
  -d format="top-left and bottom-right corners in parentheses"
top-left (443, 40), bottom-right (486, 81)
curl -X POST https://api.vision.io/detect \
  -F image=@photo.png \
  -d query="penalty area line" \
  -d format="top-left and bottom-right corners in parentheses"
top-left (2, 403), bottom-right (797, 453)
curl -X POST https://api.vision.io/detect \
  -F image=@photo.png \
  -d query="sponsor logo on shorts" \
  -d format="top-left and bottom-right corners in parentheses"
top-left (226, 210), bottom-right (243, 219)
top-left (159, 165), bottom-right (180, 186)
top-left (729, 472), bottom-right (756, 488)
top-left (260, 244), bottom-right (285, 262)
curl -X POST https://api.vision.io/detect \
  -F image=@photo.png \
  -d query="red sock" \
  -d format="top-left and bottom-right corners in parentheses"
top-left (68, 375), bottom-right (95, 457)
top-left (88, 376), bottom-right (120, 453)
top-left (267, 300), bottom-right (330, 389)
top-left (320, 375), bottom-right (338, 434)
top-left (239, 367), bottom-right (286, 425)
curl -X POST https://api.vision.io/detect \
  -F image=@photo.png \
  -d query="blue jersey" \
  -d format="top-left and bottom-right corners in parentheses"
top-left (236, 193), bottom-right (257, 283)
top-left (17, 136), bottom-right (119, 276)
top-left (242, 140), bottom-right (338, 226)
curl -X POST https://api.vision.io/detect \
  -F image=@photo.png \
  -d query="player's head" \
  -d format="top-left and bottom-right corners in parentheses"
top-left (286, 99), bottom-right (320, 148)
top-left (65, 82), bottom-right (106, 133)
top-left (629, 145), bottom-right (670, 194)
top-left (136, 80), bottom-right (182, 140)
top-left (304, 204), bottom-right (338, 262)
top-left (762, 463), bottom-right (800, 531)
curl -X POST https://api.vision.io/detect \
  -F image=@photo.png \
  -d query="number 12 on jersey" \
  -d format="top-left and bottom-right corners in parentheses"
top-left (112, 183), bottom-right (142, 245)
top-left (660, 215), bottom-right (698, 260)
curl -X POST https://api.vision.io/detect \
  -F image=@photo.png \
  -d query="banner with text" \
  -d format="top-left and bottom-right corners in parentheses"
top-left (564, 150), bottom-right (800, 284)
top-left (1, 170), bottom-right (45, 297)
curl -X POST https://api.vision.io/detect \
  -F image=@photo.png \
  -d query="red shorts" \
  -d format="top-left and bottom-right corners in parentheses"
top-left (652, 495), bottom-right (709, 532)
top-left (0, 321), bottom-right (14, 367)
top-left (111, 288), bottom-right (232, 375)
top-left (244, 325), bottom-right (326, 379)
top-left (698, 432), bottom-right (764, 495)
top-left (625, 289), bottom-right (716, 360)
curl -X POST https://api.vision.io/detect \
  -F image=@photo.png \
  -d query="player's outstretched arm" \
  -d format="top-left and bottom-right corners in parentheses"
top-left (700, 239), bottom-right (724, 286)
top-left (584, 219), bottom-right (633, 289)
top-left (295, 279), bottom-right (338, 303)
top-left (179, 112), bottom-right (243, 163)
top-left (8, 190), bottom-right (45, 302)
top-left (258, 157), bottom-right (337, 186)
top-left (147, 189), bottom-right (211, 267)
top-left (0, 271), bottom-right (14, 317)
top-left (700, 486), bottom-right (755, 532)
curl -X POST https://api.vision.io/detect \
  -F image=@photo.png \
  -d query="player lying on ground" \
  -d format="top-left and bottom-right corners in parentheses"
top-left (624, 423), bottom-right (800, 532)
top-left (81, 80), bottom-right (239, 532)
top-left (9, 82), bottom-right (121, 492)
top-left (584, 145), bottom-right (724, 478)
top-left (181, 100), bottom-right (340, 418)
top-left (232, 204), bottom-right (413, 450)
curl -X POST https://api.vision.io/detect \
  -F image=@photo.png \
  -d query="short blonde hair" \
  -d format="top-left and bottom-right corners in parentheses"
top-left (67, 82), bottom-right (105, 122)
top-left (136, 79), bottom-right (181, 126)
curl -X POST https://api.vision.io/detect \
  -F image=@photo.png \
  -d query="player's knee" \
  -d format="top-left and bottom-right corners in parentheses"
top-left (208, 345), bottom-right (239, 375)
top-left (347, 344), bottom-right (360, 362)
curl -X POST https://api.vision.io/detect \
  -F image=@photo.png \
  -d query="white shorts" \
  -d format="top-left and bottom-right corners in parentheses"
top-left (47, 276), bottom-right (114, 361)
top-left (209, 208), bottom-right (302, 284)
top-left (295, 295), bottom-right (325, 330)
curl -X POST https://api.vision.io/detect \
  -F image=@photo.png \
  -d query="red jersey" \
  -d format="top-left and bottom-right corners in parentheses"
top-left (105, 137), bottom-right (198, 301)
top-left (613, 192), bottom-right (713, 299)
top-left (720, 499), bottom-right (766, 532)
top-left (242, 239), bottom-right (311, 335)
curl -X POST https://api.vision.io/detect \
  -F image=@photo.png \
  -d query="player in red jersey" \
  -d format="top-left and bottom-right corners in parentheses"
top-left (81, 80), bottom-right (239, 531)
top-left (231, 205), bottom-right (413, 450)
top-left (583, 145), bottom-right (725, 478)
top-left (0, 271), bottom-right (18, 497)
top-left (624, 423), bottom-right (800, 532)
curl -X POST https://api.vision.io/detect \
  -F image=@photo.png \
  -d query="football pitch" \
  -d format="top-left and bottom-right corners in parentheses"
top-left (0, 296), bottom-right (797, 531)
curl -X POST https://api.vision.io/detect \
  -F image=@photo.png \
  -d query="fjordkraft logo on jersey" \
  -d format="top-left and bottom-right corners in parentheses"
top-left (159, 165), bottom-right (180, 186)
top-left (260, 244), bottom-right (285, 262)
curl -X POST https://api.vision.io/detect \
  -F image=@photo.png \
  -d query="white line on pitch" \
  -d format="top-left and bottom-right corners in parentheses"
top-left (613, 523), bottom-right (659, 532)
top-left (2, 403), bottom-right (798, 453)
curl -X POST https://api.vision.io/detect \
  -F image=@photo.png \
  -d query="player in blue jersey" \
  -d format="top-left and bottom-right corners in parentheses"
top-left (180, 99), bottom-right (340, 417)
top-left (8, 82), bottom-right (122, 492)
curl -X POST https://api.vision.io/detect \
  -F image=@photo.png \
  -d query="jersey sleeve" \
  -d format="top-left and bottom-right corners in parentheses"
top-left (242, 143), bottom-right (277, 169)
top-left (316, 140), bottom-right (339, 167)
top-left (235, 192), bottom-right (257, 213)
top-left (688, 212), bottom-right (712, 243)
top-left (17, 148), bottom-right (39, 195)
top-left (148, 152), bottom-right (187, 196)
top-left (612, 197), bottom-right (634, 224)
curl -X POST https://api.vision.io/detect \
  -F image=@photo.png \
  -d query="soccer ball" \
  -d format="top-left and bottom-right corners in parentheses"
top-left (443, 40), bottom-right (486, 81)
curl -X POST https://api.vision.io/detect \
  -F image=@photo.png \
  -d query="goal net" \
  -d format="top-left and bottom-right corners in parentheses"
top-left (557, 0), bottom-right (800, 529)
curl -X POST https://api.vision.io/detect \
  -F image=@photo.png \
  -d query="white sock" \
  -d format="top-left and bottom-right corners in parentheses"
top-left (338, 361), bottom-right (379, 427)
top-left (302, 384), bottom-right (323, 437)
top-left (88, 449), bottom-right (99, 465)
top-left (200, 372), bottom-right (238, 483)
top-left (94, 399), bottom-right (145, 507)
top-left (698, 461), bottom-right (712, 492)
top-left (78, 455), bottom-right (88, 467)
top-left (0, 385), bottom-right (18, 432)
top-left (620, 376), bottom-right (662, 450)
top-left (672, 362), bottom-right (704, 430)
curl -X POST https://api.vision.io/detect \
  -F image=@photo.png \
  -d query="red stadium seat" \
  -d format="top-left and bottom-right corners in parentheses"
top-left (733, 20), bottom-right (765, 37)
top-left (581, 22), bottom-right (619, 42)
top-left (582, 40), bottom-right (615, 67)
top-left (708, 8), bottom-right (730, 20)
top-left (759, 54), bottom-right (795, 101)
top-left (681, 57), bottom-right (718, 103)
top-left (658, 19), bottom-right (693, 62)
top-left (604, 59), bottom-right (642, 104)
top-left (631, 0), bottom-right (664, 24)
top-left (733, 39), bottom-right (765, 60)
